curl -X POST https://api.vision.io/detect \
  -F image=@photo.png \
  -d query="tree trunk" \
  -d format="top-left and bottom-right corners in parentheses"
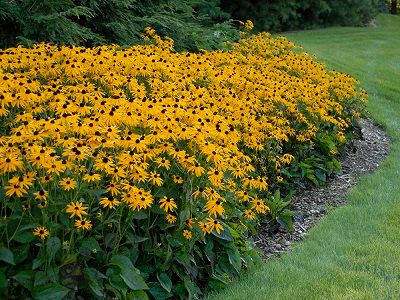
top-left (391, 0), bottom-right (398, 14)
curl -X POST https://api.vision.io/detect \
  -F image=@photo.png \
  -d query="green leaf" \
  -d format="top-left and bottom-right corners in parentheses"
top-left (132, 211), bottom-right (148, 220)
top-left (109, 274), bottom-right (128, 292)
top-left (0, 248), bottom-right (15, 265)
top-left (59, 213), bottom-right (70, 227)
top-left (14, 244), bottom-right (30, 264)
top-left (105, 233), bottom-right (116, 249)
top-left (84, 268), bottom-right (104, 297)
top-left (46, 237), bottom-right (61, 261)
top-left (111, 255), bottom-right (134, 270)
top-left (15, 270), bottom-right (34, 291)
top-left (156, 273), bottom-right (172, 293)
top-left (33, 283), bottom-right (69, 300)
top-left (127, 290), bottom-right (149, 300)
top-left (79, 237), bottom-right (101, 257)
top-left (315, 169), bottom-right (326, 183)
top-left (208, 274), bottom-right (228, 291)
top-left (148, 282), bottom-right (171, 300)
top-left (183, 277), bottom-right (199, 299)
top-left (13, 230), bottom-right (36, 243)
top-left (120, 268), bottom-right (149, 291)
top-left (46, 266), bottom-right (60, 284)
top-left (127, 233), bottom-right (149, 244)
top-left (204, 239), bottom-right (215, 264)
top-left (34, 271), bottom-right (48, 287)
top-left (226, 246), bottom-right (242, 272)
top-left (211, 226), bottom-right (233, 241)
top-left (32, 257), bottom-right (45, 270)
top-left (0, 270), bottom-right (7, 294)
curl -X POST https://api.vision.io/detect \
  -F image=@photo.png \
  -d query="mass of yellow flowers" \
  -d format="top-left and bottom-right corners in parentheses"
top-left (0, 29), bottom-right (364, 244)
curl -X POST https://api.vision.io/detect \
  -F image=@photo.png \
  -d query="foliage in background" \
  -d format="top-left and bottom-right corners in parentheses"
top-left (221, 0), bottom-right (383, 32)
top-left (0, 0), bottom-right (239, 51)
top-left (0, 0), bottom-right (391, 51)
top-left (0, 28), bottom-right (365, 298)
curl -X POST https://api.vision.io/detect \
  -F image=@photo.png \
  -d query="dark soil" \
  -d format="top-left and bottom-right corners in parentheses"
top-left (257, 118), bottom-right (390, 258)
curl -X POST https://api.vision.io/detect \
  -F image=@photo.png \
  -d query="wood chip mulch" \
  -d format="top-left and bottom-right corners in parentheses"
top-left (256, 118), bottom-right (390, 258)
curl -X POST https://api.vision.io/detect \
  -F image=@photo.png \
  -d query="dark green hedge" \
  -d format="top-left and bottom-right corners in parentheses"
top-left (221, 0), bottom-right (384, 32)
top-left (0, 0), bottom-right (239, 51)
top-left (0, 0), bottom-right (383, 50)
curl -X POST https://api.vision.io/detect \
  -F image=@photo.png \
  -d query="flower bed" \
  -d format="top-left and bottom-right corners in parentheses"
top-left (0, 30), bottom-right (365, 299)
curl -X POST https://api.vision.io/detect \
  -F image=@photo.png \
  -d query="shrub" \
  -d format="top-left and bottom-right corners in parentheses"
top-left (0, 29), bottom-right (365, 298)
top-left (221, 0), bottom-right (382, 32)
top-left (0, 0), bottom-right (239, 51)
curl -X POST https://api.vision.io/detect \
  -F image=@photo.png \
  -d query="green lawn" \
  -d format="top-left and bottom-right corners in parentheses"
top-left (207, 14), bottom-right (400, 300)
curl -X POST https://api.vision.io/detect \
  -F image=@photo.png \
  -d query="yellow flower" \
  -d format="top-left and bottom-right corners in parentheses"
top-left (187, 163), bottom-right (205, 177)
top-left (173, 175), bottom-right (184, 184)
top-left (59, 177), bottom-right (76, 191)
top-left (75, 218), bottom-right (92, 230)
top-left (148, 171), bottom-right (163, 186)
top-left (156, 157), bottom-right (171, 170)
top-left (5, 183), bottom-right (27, 197)
top-left (0, 156), bottom-right (24, 173)
top-left (243, 209), bottom-right (256, 220)
top-left (166, 214), bottom-right (177, 224)
top-left (83, 172), bottom-right (101, 182)
top-left (65, 201), bottom-right (88, 219)
top-left (34, 189), bottom-right (48, 200)
top-left (183, 230), bottom-right (192, 240)
top-left (159, 197), bottom-right (177, 213)
top-left (206, 218), bottom-right (224, 234)
top-left (281, 154), bottom-right (295, 165)
top-left (204, 199), bottom-right (224, 217)
top-left (251, 198), bottom-right (269, 214)
top-left (99, 196), bottom-right (120, 209)
top-left (198, 221), bottom-right (209, 235)
top-left (137, 194), bottom-right (154, 210)
top-left (33, 226), bottom-right (49, 240)
top-left (185, 218), bottom-right (194, 229)
top-left (244, 20), bottom-right (254, 30)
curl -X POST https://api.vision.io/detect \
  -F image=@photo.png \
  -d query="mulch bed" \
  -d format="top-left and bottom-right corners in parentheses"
top-left (257, 118), bottom-right (390, 258)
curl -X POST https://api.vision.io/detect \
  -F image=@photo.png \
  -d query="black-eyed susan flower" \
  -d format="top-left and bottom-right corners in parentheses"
top-left (34, 189), bottom-right (48, 200)
top-left (99, 196), bottom-right (120, 209)
top-left (33, 226), bottom-right (49, 240)
top-left (173, 175), bottom-right (184, 184)
top-left (187, 163), bottom-right (205, 177)
top-left (206, 217), bottom-right (224, 234)
top-left (65, 201), bottom-right (88, 219)
top-left (106, 182), bottom-right (120, 196)
top-left (148, 171), bottom-right (163, 186)
top-left (251, 198), bottom-right (269, 214)
top-left (204, 199), bottom-right (224, 217)
top-left (8, 175), bottom-right (34, 190)
top-left (5, 183), bottom-right (27, 197)
top-left (243, 209), bottom-right (256, 220)
top-left (0, 156), bottom-right (24, 173)
top-left (83, 172), bottom-right (101, 183)
top-left (198, 221), bottom-right (209, 235)
top-left (37, 199), bottom-right (47, 208)
top-left (159, 197), bottom-right (177, 213)
top-left (156, 157), bottom-right (170, 170)
top-left (185, 218), bottom-right (194, 229)
top-left (183, 229), bottom-right (192, 240)
top-left (59, 177), bottom-right (76, 191)
top-left (137, 194), bottom-right (154, 209)
top-left (166, 214), bottom-right (177, 224)
top-left (74, 218), bottom-right (92, 230)
top-left (40, 175), bottom-right (53, 184)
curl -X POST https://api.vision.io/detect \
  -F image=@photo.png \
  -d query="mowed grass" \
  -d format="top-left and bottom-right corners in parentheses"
top-left (207, 14), bottom-right (400, 300)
